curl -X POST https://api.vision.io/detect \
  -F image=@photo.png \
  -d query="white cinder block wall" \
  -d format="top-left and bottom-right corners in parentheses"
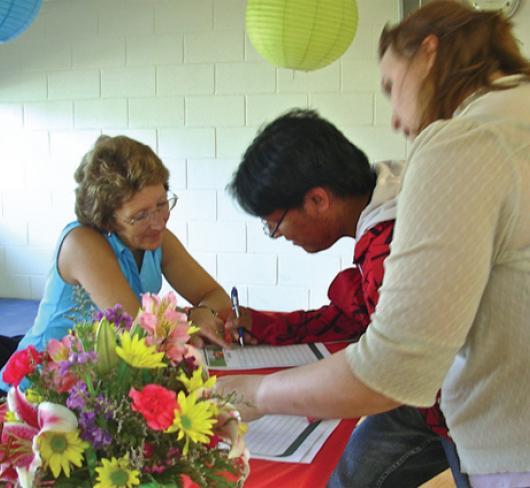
top-left (0, 0), bottom-right (529, 312)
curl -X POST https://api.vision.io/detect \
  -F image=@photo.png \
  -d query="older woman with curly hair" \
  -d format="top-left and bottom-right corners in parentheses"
top-left (1, 135), bottom-right (230, 392)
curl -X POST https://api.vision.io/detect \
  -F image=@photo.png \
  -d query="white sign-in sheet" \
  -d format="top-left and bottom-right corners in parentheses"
top-left (202, 343), bottom-right (330, 369)
top-left (246, 415), bottom-right (340, 464)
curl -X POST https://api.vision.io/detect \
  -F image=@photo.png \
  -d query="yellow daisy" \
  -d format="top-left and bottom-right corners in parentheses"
top-left (115, 331), bottom-right (166, 369)
top-left (94, 454), bottom-right (140, 488)
top-left (177, 367), bottom-right (216, 394)
top-left (166, 391), bottom-right (217, 455)
top-left (38, 430), bottom-right (89, 478)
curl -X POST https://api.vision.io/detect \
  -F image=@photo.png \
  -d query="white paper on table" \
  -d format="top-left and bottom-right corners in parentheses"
top-left (246, 415), bottom-right (340, 464)
top-left (201, 343), bottom-right (329, 370)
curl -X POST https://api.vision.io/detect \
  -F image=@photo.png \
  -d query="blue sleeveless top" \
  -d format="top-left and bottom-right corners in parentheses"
top-left (0, 221), bottom-right (162, 391)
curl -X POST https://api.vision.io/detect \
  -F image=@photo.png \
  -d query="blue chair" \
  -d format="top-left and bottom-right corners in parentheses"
top-left (0, 297), bottom-right (39, 375)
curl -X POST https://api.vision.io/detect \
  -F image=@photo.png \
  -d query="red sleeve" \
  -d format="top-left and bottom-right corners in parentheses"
top-left (249, 268), bottom-right (370, 345)
top-left (353, 221), bottom-right (394, 316)
top-left (250, 221), bottom-right (395, 345)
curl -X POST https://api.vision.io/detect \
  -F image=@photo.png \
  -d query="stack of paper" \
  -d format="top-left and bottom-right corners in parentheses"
top-left (246, 415), bottom-right (340, 464)
top-left (202, 342), bottom-right (330, 369)
top-left (204, 343), bottom-right (338, 463)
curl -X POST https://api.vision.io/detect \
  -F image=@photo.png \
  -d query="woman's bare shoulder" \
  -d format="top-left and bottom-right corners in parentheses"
top-left (63, 225), bottom-right (108, 248)
top-left (60, 225), bottom-right (115, 265)
top-left (59, 226), bottom-right (118, 284)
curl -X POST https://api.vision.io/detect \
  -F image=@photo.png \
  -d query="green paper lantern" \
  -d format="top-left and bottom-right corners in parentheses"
top-left (246, 0), bottom-right (358, 71)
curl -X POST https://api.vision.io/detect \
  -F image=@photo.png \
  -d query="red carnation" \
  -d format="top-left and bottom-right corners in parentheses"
top-left (129, 384), bottom-right (179, 431)
top-left (2, 345), bottom-right (42, 387)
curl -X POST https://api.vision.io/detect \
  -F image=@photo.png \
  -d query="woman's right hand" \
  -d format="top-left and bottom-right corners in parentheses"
top-left (224, 306), bottom-right (258, 346)
top-left (187, 306), bottom-right (229, 349)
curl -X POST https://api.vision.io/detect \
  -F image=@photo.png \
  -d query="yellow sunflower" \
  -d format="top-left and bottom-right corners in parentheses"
top-left (115, 331), bottom-right (166, 369)
top-left (94, 454), bottom-right (140, 488)
top-left (177, 367), bottom-right (216, 394)
top-left (38, 430), bottom-right (89, 478)
top-left (166, 391), bottom-right (217, 455)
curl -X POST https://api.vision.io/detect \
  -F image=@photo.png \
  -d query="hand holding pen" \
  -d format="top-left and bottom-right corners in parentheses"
top-left (224, 301), bottom-right (257, 346)
top-left (231, 287), bottom-right (245, 347)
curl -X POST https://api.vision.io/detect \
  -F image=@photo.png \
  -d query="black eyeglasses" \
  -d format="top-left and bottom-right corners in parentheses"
top-left (261, 209), bottom-right (289, 239)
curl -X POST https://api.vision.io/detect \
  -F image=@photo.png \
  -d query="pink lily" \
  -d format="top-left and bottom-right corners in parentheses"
top-left (0, 401), bottom-right (18, 483)
top-left (137, 292), bottom-right (193, 362)
top-left (47, 335), bottom-right (82, 363)
top-left (42, 336), bottom-right (81, 392)
top-left (1, 388), bottom-right (78, 488)
top-left (140, 293), bottom-right (162, 316)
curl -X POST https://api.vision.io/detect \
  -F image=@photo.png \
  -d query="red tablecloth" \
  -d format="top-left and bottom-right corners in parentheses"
top-left (246, 418), bottom-right (357, 488)
top-left (214, 343), bottom-right (358, 488)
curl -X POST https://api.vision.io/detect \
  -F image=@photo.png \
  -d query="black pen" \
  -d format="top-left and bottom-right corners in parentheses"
top-left (230, 286), bottom-right (244, 347)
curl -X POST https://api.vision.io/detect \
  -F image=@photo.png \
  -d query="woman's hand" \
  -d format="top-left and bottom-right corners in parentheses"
top-left (224, 306), bottom-right (258, 345)
top-left (215, 374), bottom-right (265, 421)
top-left (188, 306), bottom-right (229, 348)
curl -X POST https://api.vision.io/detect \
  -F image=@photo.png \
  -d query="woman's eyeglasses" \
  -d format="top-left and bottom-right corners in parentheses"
top-left (261, 209), bottom-right (289, 238)
top-left (124, 193), bottom-right (178, 227)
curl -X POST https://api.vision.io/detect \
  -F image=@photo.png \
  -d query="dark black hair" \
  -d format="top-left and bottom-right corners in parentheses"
top-left (228, 109), bottom-right (375, 217)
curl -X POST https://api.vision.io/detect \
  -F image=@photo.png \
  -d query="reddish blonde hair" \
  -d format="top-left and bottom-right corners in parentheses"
top-left (379, 0), bottom-right (530, 132)
top-left (74, 135), bottom-right (169, 232)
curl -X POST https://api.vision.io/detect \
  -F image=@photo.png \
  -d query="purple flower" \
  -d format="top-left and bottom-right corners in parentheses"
top-left (94, 304), bottom-right (133, 331)
top-left (77, 351), bottom-right (97, 364)
top-left (79, 410), bottom-right (96, 426)
top-left (70, 390), bottom-right (114, 449)
top-left (92, 428), bottom-right (112, 447)
top-left (66, 381), bottom-right (89, 410)
top-left (79, 410), bottom-right (112, 449)
top-left (64, 351), bottom-right (97, 371)
top-left (59, 360), bottom-right (72, 376)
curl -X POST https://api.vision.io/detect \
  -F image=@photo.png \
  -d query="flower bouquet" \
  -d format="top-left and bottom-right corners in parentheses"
top-left (0, 292), bottom-right (248, 488)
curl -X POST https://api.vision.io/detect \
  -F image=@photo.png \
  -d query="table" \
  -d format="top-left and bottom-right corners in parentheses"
top-left (216, 342), bottom-right (359, 488)
top-left (246, 418), bottom-right (358, 488)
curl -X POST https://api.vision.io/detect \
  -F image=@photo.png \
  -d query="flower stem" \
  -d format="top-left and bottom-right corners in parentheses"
top-left (85, 372), bottom-right (96, 396)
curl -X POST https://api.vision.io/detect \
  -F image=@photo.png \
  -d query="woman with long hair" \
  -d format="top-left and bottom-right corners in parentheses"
top-left (219, 2), bottom-right (530, 486)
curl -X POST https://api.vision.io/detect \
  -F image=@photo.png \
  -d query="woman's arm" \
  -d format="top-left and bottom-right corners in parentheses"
top-left (161, 229), bottom-right (232, 346)
top-left (58, 226), bottom-right (141, 317)
top-left (217, 349), bottom-right (400, 421)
